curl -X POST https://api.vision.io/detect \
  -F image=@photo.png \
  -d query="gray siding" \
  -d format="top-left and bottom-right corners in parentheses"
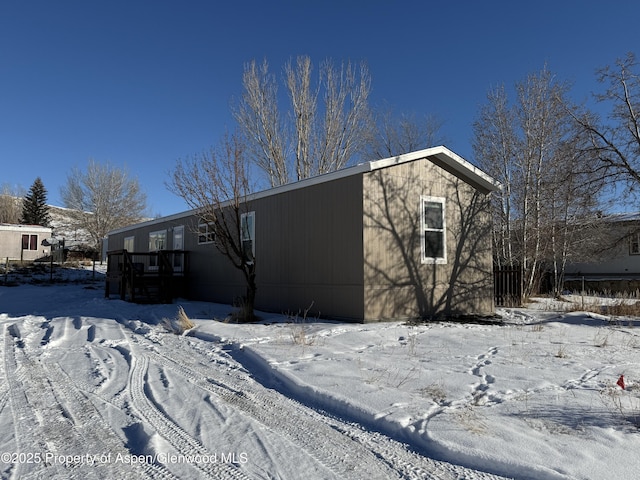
top-left (106, 175), bottom-right (365, 319)
top-left (255, 174), bottom-right (364, 319)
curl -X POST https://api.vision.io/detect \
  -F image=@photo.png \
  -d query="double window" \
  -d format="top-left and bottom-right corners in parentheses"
top-left (21, 234), bottom-right (38, 251)
top-left (421, 196), bottom-right (446, 264)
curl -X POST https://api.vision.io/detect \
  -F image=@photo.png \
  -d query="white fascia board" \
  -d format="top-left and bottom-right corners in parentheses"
top-left (106, 146), bottom-right (500, 236)
top-left (368, 146), bottom-right (501, 192)
top-left (0, 224), bottom-right (53, 233)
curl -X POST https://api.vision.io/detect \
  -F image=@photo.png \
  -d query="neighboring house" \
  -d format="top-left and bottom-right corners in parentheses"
top-left (564, 213), bottom-right (640, 292)
top-left (105, 146), bottom-right (500, 322)
top-left (0, 224), bottom-right (52, 262)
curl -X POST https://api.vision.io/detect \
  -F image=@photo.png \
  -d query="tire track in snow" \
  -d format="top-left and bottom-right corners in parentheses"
top-left (127, 333), bottom-right (400, 478)
top-left (130, 330), bottom-right (503, 479)
top-left (4, 322), bottom-right (173, 480)
top-left (3, 324), bottom-right (65, 478)
top-left (125, 336), bottom-right (251, 480)
top-left (46, 362), bottom-right (176, 480)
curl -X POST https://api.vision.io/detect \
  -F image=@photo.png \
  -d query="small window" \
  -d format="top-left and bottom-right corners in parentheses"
top-left (172, 226), bottom-right (184, 270)
top-left (421, 196), bottom-right (446, 264)
top-left (241, 211), bottom-right (255, 263)
top-left (198, 223), bottom-right (215, 244)
top-left (631, 234), bottom-right (640, 255)
top-left (148, 230), bottom-right (167, 270)
top-left (22, 234), bottom-right (38, 251)
top-left (124, 236), bottom-right (134, 252)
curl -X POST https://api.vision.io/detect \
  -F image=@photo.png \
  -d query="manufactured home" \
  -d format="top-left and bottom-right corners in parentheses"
top-left (0, 224), bottom-right (52, 262)
top-left (564, 213), bottom-right (640, 292)
top-left (105, 146), bottom-right (500, 322)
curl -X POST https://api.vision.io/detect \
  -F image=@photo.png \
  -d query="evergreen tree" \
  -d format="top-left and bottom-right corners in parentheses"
top-left (20, 177), bottom-right (50, 226)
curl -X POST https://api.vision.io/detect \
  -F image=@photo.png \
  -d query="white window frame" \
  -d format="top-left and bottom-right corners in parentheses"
top-left (241, 211), bottom-right (255, 264)
top-left (631, 233), bottom-right (640, 255)
top-left (148, 229), bottom-right (167, 270)
top-left (172, 225), bottom-right (185, 271)
top-left (198, 223), bottom-right (215, 244)
top-left (420, 196), bottom-right (447, 264)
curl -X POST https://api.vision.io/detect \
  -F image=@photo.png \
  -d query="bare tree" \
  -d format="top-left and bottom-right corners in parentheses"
top-left (366, 104), bottom-right (447, 160)
top-left (234, 59), bottom-right (288, 187)
top-left (61, 160), bottom-right (147, 258)
top-left (473, 85), bottom-right (518, 268)
top-left (168, 133), bottom-right (257, 321)
top-left (572, 52), bottom-right (640, 202)
top-left (234, 55), bottom-right (372, 187)
top-left (0, 184), bottom-right (24, 224)
top-left (474, 66), bottom-right (605, 297)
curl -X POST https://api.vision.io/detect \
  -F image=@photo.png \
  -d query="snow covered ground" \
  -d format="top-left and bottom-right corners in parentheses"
top-left (1, 266), bottom-right (639, 479)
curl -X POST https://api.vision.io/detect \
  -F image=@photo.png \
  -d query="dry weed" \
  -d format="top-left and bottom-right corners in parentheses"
top-left (162, 306), bottom-right (195, 334)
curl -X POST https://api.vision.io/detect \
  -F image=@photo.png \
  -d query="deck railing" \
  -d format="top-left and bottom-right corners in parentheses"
top-left (105, 249), bottom-right (188, 303)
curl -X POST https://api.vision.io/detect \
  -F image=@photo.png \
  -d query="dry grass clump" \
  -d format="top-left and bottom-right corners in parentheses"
top-left (162, 306), bottom-right (195, 334)
top-left (561, 291), bottom-right (640, 317)
top-left (287, 302), bottom-right (318, 346)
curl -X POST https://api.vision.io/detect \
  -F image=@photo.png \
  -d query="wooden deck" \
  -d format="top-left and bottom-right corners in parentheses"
top-left (105, 250), bottom-right (189, 303)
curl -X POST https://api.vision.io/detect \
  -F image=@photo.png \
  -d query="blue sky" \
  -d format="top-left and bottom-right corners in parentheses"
top-left (1, 1), bottom-right (638, 216)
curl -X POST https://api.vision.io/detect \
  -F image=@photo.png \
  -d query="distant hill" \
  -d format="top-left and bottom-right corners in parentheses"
top-left (48, 204), bottom-right (94, 251)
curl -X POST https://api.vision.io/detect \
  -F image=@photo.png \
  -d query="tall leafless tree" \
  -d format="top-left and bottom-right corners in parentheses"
top-left (234, 55), bottom-right (372, 187)
top-left (572, 52), bottom-right (640, 202)
top-left (473, 85), bottom-right (518, 268)
top-left (365, 104), bottom-right (447, 160)
top-left (168, 133), bottom-right (257, 321)
top-left (0, 184), bottom-right (24, 224)
top-left (474, 66), bottom-right (604, 297)
top-left (61, 160), bottom-right (147, 258)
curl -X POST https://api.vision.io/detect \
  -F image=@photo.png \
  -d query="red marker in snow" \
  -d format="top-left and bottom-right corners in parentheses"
top-left (617, 375), bottom-right (625, 390)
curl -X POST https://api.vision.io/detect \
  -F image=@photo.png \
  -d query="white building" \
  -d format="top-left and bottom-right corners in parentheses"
top-left (0, 224), bottom-right (52, 262)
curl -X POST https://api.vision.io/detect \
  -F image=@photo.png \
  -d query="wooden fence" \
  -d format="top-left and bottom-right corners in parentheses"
top-left (494, 265), bottom-right (523, 307)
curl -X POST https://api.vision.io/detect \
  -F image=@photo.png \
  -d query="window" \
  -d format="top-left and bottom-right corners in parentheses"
top-left (172, 226), bottom-right (184, 270)
top-left (148, 230), bottom-right (167, 270)
top-left (421, 196), bottom-right (446, 264)
top-left (198, 223), bottom-right (215, 244)
top-left (22, 234), bottom-right (38, 251)
top-left (631, 233), bottom-right (640, 255)
top-left (241, 211), bottom-right (255, 263)
top-left (124, 236), bottom-right (134, 252)
top-left (148, 230), bottom-right (167, 251)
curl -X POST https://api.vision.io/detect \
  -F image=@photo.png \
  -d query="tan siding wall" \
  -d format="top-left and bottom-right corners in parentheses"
top-left (363, 160), bottom-right (494, 321)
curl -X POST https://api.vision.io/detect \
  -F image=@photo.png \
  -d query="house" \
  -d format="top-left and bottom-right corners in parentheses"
top-left (105, 146), bottom-right (501, 322)
top-left (564, 213), bottom-right (640, 293)
top-left (0, 224), bottom-right (52, 262)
